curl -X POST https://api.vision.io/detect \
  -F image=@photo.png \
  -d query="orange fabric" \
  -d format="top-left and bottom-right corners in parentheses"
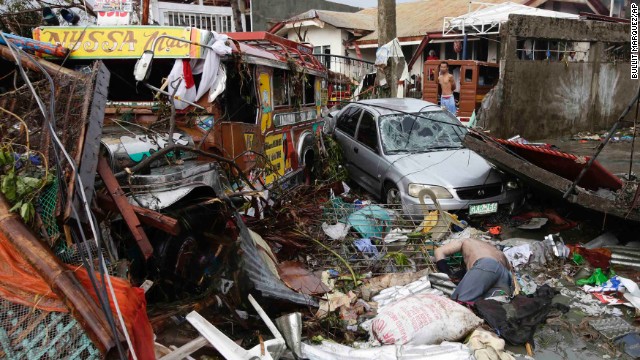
top-left (0, 236), bottom-right (155, 359)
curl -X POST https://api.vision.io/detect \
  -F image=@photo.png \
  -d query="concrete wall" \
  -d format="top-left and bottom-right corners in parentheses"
top-left (252, 0), bottom-right (359, 31)
top-left (477, 15), bottom-right (635, 140)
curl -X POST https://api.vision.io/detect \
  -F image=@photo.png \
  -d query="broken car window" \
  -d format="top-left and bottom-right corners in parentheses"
top-left (379, 111), bottom-right (467, 154)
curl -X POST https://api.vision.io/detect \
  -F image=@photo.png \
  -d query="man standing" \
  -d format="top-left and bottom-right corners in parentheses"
top-left (438, 62), bottom-right (457, 115)
top-left (434, 238), bottom-right (513, 302)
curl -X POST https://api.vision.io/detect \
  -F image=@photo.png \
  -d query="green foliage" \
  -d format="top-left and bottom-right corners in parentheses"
top-left (318, 135), bottom-right (348, 182)
top-left (0, 148), bottom-right (53, 223)
top-left (384, 251), bottom-right (409, 266)
top-left (0, 0), bottom-right (43, 37)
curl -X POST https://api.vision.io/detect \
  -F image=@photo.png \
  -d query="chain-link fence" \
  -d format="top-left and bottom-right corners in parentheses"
top-left (307, 199), bottom-right (465, 276)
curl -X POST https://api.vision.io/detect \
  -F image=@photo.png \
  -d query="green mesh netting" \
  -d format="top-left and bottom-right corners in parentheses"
top-left (37, 177), bottom-right (60, 241)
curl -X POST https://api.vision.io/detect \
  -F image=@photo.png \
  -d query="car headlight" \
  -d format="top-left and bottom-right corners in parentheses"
top-left (506, 180), bottom-right (519, 190)
top-left (408, 184), bottom-right (453, 199)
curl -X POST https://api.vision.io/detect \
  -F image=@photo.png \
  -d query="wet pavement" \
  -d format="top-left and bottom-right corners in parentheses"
top-left (539, 136), bottom-right (638, 176)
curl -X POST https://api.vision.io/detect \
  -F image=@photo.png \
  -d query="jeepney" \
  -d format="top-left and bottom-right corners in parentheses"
top-left (33, 27), bottom-right (328, 195)
top-left (422, 60), bottom-right (499, 125)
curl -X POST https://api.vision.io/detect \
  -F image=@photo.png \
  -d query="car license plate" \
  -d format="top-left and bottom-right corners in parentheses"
top-left (469, 202), bottom-right (498, 215)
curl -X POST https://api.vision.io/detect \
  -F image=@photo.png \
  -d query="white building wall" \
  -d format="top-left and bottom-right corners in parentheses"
top-left (285, 26), bottom-right (345, 56)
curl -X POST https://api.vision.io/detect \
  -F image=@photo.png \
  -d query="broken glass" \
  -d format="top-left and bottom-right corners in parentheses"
top-left (378, 111), bottom-right (467, 154)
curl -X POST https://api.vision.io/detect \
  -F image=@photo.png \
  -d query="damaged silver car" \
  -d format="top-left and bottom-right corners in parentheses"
top-left (328, 98), bottom-right (522, 215)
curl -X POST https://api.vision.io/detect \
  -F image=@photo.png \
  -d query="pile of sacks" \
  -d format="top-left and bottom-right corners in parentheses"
top-left (303, 270), bottom-right (516, 360)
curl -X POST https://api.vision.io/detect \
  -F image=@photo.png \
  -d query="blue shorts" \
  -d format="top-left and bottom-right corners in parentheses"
top-left (451, 257), bottom-right (512, 302)
top-left (441, 95), bottom-right (456, 115)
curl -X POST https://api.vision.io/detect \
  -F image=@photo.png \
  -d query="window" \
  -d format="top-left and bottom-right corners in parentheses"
top-left (356, 111), bottom-right (378, 152)
top-left (165, 11), bottom-right (232, 32)
top-left (304, 76), bottom-right (315, 105)
top-left (464, 69), bottom-right (473, 82)
top-left (314, 45), bottom-right (331, 68)
top-left (272, 69), bottom-right (289, 107)
top-left (379, 111), bottom-right (466, 154)
top-left (478, 66), bottom-right (499, 87)
top-left (337, 106), bottom-right (361, 137)
top-left (222, 65), bottom-right (257, 123)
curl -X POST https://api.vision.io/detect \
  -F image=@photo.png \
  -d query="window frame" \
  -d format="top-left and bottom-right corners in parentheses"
top-left (355, 110), bottom-right (380, 153)
top-left (336, 106), bottom-right (363, 138)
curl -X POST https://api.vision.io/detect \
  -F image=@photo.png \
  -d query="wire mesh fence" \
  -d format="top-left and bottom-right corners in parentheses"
top-left (0, 298), bottom-right (101, 360)
top-left (307, 198), bottom-right (464, 276)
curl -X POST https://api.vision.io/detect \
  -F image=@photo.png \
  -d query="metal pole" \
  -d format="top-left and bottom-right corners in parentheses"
top-left (610, 0), bottom-right (614, 17)
top-left (563, 85), bottom-right (640, 199)
top-left (462, 34), bottom-right (468, 60)
top-left (630, 96), bottom-right (639, 179)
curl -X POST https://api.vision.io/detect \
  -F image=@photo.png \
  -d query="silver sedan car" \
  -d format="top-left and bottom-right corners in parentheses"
top-left (327, 98), bottom-right (522, 215)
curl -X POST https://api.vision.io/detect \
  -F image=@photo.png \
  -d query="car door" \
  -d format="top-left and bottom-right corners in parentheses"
top-left (334, 106), bottom-right (364, 180)
top-left (352, 110), bottom-right (382, 195)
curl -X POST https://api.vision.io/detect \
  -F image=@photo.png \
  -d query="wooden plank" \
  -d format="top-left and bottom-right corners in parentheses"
top-left (97, 156), bottom-right (154, 260)
top-left (96, 194), bottom-right (181, 236)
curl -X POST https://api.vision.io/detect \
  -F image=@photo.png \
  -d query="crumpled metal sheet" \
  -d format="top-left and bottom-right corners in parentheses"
top-left (235, 213), bottom-right (319, 307)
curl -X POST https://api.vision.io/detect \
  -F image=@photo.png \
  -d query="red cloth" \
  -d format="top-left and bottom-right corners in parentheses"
top-left (568, 244), bottom-right (611, 270)
top-left (0, 236), bottom-right (155, 359)
top-left (182, 59), bottom-right (195, 89)
top-left (426, 56), bottom-right (439, 61)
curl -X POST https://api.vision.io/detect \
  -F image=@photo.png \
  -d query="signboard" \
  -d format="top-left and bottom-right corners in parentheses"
top-left (33, 26), bottom-right (194, 59)
top-left (94, 0), bottom-right (133, 12)
top-left (264, 134), bottom-right (284, 184)
top-left (273, 109), bottom-right (317, 127)
top-left (94, 0), bottom-right (133, 26)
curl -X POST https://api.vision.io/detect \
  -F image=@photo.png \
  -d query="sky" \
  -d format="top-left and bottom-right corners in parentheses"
top-left (327, 0), bottom-right (422, 8)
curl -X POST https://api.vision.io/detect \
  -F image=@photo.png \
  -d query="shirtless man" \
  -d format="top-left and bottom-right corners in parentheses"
top-left (437, 62), bottom-right (457, 115)
top-left (434, 238), bottom-right (512, 302)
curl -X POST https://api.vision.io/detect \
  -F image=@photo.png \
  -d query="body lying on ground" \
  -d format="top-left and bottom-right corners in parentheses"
top-left (435, 238), bottom-right (513, 302)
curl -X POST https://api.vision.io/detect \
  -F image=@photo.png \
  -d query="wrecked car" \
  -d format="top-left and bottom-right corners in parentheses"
top-left (327, 98), bottom-right (522, 215)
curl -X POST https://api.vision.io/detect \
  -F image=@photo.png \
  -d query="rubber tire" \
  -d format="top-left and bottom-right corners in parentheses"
top-left (384, 183), bottom-right (401, 205)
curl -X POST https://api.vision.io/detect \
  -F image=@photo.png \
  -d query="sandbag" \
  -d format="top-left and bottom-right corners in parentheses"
top-left (371, 294), bottom-right (483, 345)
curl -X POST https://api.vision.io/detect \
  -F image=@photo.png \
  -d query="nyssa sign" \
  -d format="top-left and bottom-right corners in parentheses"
top-left (33, 26), bottom-right (196, 59)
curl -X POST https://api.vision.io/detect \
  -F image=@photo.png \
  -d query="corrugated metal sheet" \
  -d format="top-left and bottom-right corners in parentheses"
top-left (287, 9), bottom-right (375, 32)
top-left (235, 213), bottom-right (319, 307)
top-left (447, 2), bottom-right (579, 31)
top-left (356, 0), bottom-right (527, 42)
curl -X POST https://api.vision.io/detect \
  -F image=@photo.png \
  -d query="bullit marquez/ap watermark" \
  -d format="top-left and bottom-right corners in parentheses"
top-left (632, 3), bottom-right (638, 79)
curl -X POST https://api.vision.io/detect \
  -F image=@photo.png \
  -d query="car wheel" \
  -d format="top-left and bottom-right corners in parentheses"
top-left (384, 183), bottom-right (401, 205)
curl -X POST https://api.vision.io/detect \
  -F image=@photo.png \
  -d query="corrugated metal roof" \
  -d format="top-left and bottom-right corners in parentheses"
top-left (356, 0), bottom-right (527, 42)
top-left (286, 9), bottom-right (375, 32)
top-left (447, 2), bottom-right (579, 32)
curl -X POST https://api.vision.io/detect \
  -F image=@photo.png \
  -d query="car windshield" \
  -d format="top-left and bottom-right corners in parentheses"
top-left (379, 110), bottom-right (467, 154)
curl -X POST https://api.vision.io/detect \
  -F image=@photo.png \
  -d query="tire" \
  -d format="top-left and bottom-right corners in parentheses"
top-left (384, 182), bottom-right (401, 205)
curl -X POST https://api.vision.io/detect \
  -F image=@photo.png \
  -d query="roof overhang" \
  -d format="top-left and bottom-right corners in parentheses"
top-left (443, 1), bottom-right (580, 37)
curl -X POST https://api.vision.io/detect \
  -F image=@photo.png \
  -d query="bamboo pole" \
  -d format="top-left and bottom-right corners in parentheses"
top-left (0, 194), bottom-right (122, 355)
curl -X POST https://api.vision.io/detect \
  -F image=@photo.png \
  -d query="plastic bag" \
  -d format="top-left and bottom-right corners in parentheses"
top-left (576, 268), bottom-right (609, 286)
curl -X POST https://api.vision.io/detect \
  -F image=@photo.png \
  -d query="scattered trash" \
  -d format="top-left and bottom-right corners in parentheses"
top-left (465, 328), bottom-right (515, 360)
top-left (588, 317), bottom-right (637, 340)
top-left (517, 217), bottom-right (548, 230)
top-left (275, 313), bottom-right (303, 360)
top-left (186, 295), bottom-right (286, 360)
top-left (585, 232), bottom-right (619, 249)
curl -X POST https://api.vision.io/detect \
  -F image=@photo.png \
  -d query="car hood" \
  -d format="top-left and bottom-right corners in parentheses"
top-left (384, 149), bottom-right (503, 188)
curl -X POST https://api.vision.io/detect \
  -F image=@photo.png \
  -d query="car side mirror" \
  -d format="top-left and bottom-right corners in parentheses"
top-left (134, 50), bottom-right (155, 82)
